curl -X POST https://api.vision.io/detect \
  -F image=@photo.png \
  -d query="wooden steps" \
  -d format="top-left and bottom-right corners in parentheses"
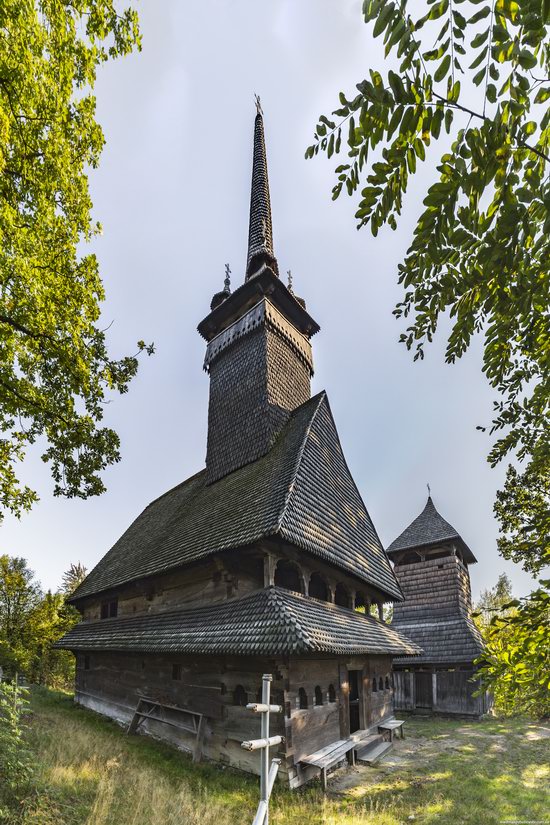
top-left (356, 738), bottom-right (393, 765)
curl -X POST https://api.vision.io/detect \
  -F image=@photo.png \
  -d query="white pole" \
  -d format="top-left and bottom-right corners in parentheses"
top-left (260, 673), bottom-right (271, 823)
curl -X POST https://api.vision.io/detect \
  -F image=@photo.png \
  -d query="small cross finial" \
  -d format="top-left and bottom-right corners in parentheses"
top-left (287, 269), bottom-right (293, 292)
top-left (427, 482), bottom-right (431, 497)
top-left (254, 93), bottom-right (263, 116)
top-left (224, 263), bottom-right (231, 294)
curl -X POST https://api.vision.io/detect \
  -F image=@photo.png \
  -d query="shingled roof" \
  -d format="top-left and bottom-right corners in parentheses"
top-left (58, 586), bottom-right (419, 657)
top-left (392, 616), bottom-right (484, 665)
top-left (70, 392), bottom-right (403, 603)
top-left (387, 497), bottom-right (477, 565)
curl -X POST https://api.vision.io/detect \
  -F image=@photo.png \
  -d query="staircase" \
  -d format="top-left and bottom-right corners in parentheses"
top-left (354, 733), bottom-right (393, 765)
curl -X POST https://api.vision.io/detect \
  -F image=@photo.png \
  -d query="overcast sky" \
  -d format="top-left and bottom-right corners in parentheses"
top-left (2, 0), bottom-right (538, 601)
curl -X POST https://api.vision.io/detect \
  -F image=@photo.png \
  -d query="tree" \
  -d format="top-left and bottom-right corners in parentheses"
top-left (0, 556), bottom-right (80, 687)
top-left (307, 0), bottom-right (549, 708)
top-left (61, 562), bottom-right (87, 595)
top-left (475, 581), bottom-right (550, 717)
top-left (475, 571), bottom-right (514, 626)
top-left (0, 1), bottom-right (152, 523)
top-left (495, 465), bottom-right (550, 574)
top-left (0, 555), bottom-right (41, 674)
top-left (307, 0), bottom-right (549, 543)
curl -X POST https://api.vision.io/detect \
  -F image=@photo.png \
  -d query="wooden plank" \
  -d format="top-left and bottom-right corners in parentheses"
top-left (127, 698), bottom-right (144, 735)
top-left (193, 714), bottom-right (206, 763)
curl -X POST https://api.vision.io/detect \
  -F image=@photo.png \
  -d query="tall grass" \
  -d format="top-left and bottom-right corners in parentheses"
top-left (19, 688), bottom-right (550, 825)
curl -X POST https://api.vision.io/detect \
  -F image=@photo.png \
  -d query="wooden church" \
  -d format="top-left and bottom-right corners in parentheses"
top-left (388, 496), bottom-right (490, 716)
top-left (58, 108), bottom-right (419, 788)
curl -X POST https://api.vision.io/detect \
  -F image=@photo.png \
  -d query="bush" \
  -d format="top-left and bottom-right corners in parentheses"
top-left (0, 680), bottom-right (34, 822)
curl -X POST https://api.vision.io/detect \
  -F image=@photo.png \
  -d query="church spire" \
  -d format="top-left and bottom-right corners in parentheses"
top-left (246, 98), bottom-right (279, 280)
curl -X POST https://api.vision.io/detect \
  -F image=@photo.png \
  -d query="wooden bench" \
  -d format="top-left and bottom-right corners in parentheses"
top-left (127, 696), bottom-right (206, 761)
top-left (301, 737), bottom-right (360, 791)
top-left (377, 718), bottom-right (405, 742)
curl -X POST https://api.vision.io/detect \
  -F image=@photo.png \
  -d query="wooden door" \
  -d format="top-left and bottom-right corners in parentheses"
top-left (415, 671), bottom-right (433, 708)
top-left (348, 670), bottom-right (361, 733)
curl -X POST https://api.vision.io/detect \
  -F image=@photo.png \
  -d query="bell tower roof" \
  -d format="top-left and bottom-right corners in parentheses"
top-left (387, 496), bottom-right (477, 565)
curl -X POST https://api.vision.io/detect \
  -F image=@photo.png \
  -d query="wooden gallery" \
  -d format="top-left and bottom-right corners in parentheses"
top-left (59, 111), bottom-right (483, 788)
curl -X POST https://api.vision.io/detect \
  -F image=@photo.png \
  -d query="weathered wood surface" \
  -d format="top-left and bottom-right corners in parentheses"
top-left (76, 652), bottom-right (286, 775)
top-left (393, 667), bottom-right (491, 716)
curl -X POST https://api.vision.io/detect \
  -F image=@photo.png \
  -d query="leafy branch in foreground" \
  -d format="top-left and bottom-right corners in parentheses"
top-left (0, 1), bottom-right (152, 521)
top-left (307, 0), bottom-right (549, 474)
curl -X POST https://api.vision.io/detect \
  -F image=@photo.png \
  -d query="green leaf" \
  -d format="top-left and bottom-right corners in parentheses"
top-left (471, 29), bottom-right (490, 49)
top-left (534, 87), bottom-right (550, 104)
top-left (373, 2), bottom-right (395, 37)
top-left (473, 67), bottom-right (486, 86)
top-left (434, 54), bottom-right (451, 82)
top-left (518, 50), bottom-right (537, 70)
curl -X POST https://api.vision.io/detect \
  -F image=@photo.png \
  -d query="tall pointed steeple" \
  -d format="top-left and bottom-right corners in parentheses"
top-left (198, 106), bottom-right (319, 484)
top-left (246, 100), bottom-right (279, 280)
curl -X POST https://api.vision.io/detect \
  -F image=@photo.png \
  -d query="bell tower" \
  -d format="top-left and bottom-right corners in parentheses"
top-left (198, 107), bottom-right (320, 484)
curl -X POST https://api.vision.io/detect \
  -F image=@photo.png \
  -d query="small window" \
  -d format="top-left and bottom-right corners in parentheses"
top-left (234, 684), bottom-right (247, 707)
top-left (372, 678), bottom-right (377, 692)
top-left (100, 598), bottom-right (118, 619)
top-left (274, 560), bottom-right (303, 593)
top-left (314, 686), bottom-right (323, 706)
top-left (172, 663), bottom-right (182, 681)
top-left (84, 654), bottom-right (90, 671)
top-left (385, 676), bottom-right (390, 690)
top-left (379, 677), bottom-right (383, 691)
top-left (328, 684), bottom-right (336, 703)
top-left (334, 583), bottom-right (350, 608)
top-left (298, 688), bottom-right (308, 709)
top-left (308, 573), bottom-right (329, 601)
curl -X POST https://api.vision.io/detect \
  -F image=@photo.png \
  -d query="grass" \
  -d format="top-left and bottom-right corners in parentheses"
top-left (17, 688), bottom-right (550, 825)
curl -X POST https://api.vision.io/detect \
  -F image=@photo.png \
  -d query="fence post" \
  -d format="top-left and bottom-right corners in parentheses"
top-left (241, 673), bottom-right (284, 825)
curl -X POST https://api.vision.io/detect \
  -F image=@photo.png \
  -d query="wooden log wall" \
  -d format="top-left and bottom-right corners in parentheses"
top-left (392, 555), bottom-right (473, 622)
top-left (75, 651), bottom-right (286, 775)
top-left (286, 658), bottom-right (341, 763)
top-left (80, 553), bottom-right (265, 621)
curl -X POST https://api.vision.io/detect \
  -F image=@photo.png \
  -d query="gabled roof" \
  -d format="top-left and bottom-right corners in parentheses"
top-left (387, 497), bottom-right (477, 565)
top-left (392, 616), bottom-right (484, 665)
top-left (58, 587), bottom-right (419, 657)
top-left (71, 392), bottom-right (403, 603)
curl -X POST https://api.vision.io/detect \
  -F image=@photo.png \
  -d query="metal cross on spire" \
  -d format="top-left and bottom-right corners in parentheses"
top-left (427, 482), bottom-right (431, 497)
top-left (224, 263), bottom-right (231, 294)
top-left (254, 93), bottom-right (263, 116)
top-left (287, 269), bottom-right (293, 293)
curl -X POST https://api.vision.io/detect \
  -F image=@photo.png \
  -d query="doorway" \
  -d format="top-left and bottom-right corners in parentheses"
top-left (348, 670), bottom-right (361, 732)
top-left (415, 671), bottom-right (433, 708)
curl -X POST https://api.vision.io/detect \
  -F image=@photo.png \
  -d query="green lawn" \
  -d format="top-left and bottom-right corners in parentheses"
top-left (18, 688), bottom-right (550, 825)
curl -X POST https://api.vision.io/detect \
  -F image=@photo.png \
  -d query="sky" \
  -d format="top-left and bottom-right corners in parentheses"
top-left (1, 0), bottom-right (539, 601)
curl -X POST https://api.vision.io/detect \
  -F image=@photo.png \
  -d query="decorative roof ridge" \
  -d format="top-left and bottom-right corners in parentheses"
top-left (274, 391), bottom-right (327, 535)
